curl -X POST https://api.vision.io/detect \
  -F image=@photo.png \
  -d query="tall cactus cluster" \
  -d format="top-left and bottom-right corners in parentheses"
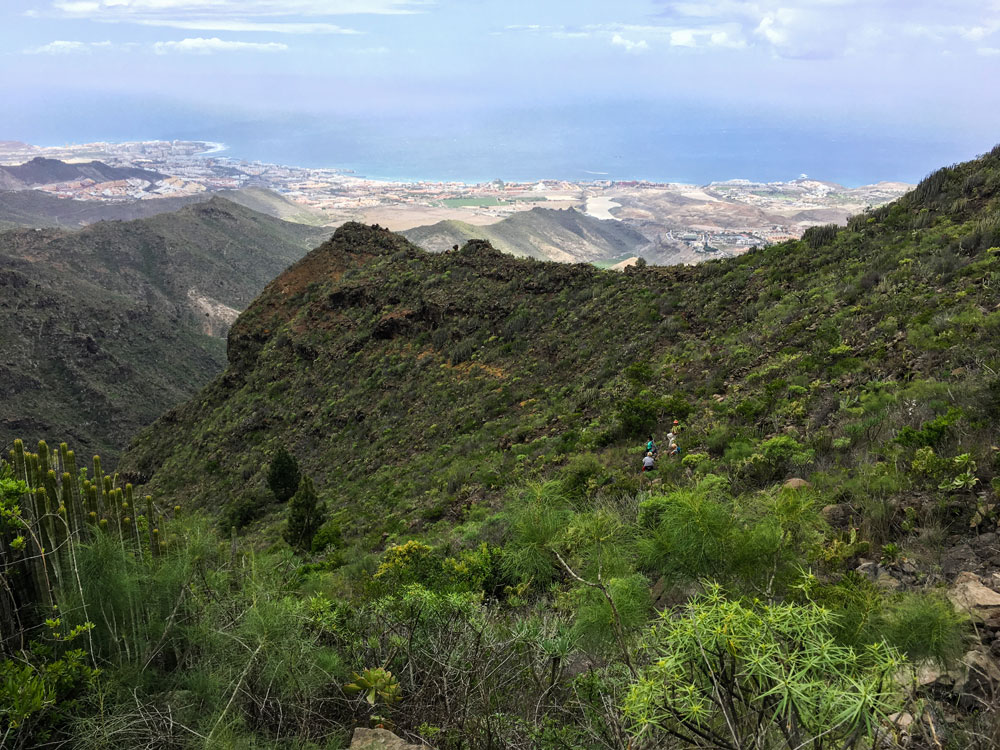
top-left (0, 438), bottom-right (171, 649)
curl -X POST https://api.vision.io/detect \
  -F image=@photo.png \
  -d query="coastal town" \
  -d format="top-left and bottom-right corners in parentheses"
top-left (0, 138), bottom-right (911, 258)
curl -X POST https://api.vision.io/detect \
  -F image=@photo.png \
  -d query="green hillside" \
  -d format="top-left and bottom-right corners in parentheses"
top-left (6, 146), bottom-right (1000, 750)
top-left (125, 146), bottom-right (1000, 538)
top-left (0, 197), bottom-right (328, 461)
top-left (402, 206), bottom-right (649, 262)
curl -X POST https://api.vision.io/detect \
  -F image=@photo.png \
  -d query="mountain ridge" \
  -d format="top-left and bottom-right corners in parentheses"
top-left (119, 146), bottom-right (1000, 544)
top-left (0, 197), bottom-right (329, 460)
top-left (402, 206), bottom-right (650, 263)
top-left (0, 156), bottom-right (165, 190)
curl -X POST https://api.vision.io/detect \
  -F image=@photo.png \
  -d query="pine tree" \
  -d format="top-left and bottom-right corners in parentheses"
top-left (267, 446), bottom-right (301, 503)
top-left (283, 476), bottom-right (325, 551)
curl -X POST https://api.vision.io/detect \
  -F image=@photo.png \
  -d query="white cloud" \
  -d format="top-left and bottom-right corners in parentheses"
top-left (978, 46), bottom-right (1000, 55)
top-left (51, 0), bottom-right (431, 17)
top-left (24, 39), bottom-right (115, 53)
top-left (654, 0), bottom-right (1000, 59)
top-left (133, 19), bottom-right (361, 33)
top-left (152, 37), bottom-right (289, 53)
top-left (55, 1), bottom-right (100, 11)
top-left (611, 33), bottom-right (648, 53)
top-left (710, 30), bottom-right (746, 49)
top-left (669, 29), bottom-right (696, 47)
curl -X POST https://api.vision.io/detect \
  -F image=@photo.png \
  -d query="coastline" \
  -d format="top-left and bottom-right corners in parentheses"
top-left (195, 141), bottom-right (228, 156)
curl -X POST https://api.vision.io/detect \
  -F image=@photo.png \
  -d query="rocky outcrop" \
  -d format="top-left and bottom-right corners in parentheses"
top-left (783, 477), bottom-right (811, 490)
top-left (349, 727), bottom-right (426, 749)
top-left (948, 571), bottom-right (1000, 626)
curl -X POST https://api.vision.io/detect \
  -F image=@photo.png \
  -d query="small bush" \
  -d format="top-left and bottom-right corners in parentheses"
top-left (223, 490), bottom-right (272, 531)
top-left (560, 454), bottom-right (607, 501)
top-left (267, 446), bottom-right (301, 503)
top-left (617, 395), bottom-right (660, 437)
top-left (880, 593), bottom-right (968, 667)
top-left (284, 476), bottom-right (326, 551)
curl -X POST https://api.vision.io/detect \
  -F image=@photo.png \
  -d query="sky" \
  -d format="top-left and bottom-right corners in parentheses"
top-left (2, 0), bottom-right (1000, 182)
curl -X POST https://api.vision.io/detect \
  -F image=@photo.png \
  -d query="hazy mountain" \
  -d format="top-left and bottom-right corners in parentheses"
top-left (0, 157), bottom-right (164, 190)
top-left (0, 197), bottom-right (328, 460)
top-left (0, 186), bottom-right (328, 231)
top-left (402, 206), bottom-right (649, 263)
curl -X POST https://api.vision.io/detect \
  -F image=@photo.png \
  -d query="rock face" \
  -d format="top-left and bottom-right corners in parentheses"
top-left (820, 503), bottom-right (851, 529)
top-left (948, 571), bottom-right (1000, 624)
top-left (350, 727), bottom-right (426, 749)
top-left (955, 648), bottom-right (1000, 709)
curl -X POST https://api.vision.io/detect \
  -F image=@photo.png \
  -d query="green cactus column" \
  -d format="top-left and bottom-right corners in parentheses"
top-left (124, 485), bottom-right (142, 552)
top-left (37, 441), bottom-right (50, 478)
top-left (12, 439), bottom-right (27, 484)
top-left (36, 486), bottom-right (61, 586)
top-left (144, 495), bottom-right (158, 558)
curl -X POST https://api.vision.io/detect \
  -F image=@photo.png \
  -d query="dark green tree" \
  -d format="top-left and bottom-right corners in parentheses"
top-left (284, 476), bottom-right (325, 551)
top-left (267, 446), bottom-right (301, 503)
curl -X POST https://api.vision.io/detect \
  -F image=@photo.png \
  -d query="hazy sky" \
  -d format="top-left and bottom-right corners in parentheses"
top-left (3, 1), bottom-right (999, 180)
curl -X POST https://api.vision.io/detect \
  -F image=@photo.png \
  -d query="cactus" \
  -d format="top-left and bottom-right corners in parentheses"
top-left (61, 472), bottom-right (76, 536)
top-left (37, 440), bottom-right (50, 477)
top-left (12, 439), bottom-right (26, 484)
top-left (2, 438), bottom-right (176, 654)
top-left (145, 496), bottom-right (157, 557)
top-left (65, 450), bottom-right (84, 524)
top-left (27, 453), bottom-right (39, 489)
top-left (124, 485), bottom-right (142, 551)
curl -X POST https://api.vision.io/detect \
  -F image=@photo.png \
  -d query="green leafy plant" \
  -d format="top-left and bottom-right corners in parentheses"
top-left (624, 584), bottom-right (904, 750)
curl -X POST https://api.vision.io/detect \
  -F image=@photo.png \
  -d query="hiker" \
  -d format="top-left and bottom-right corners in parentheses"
top-left (666, 422), bottom-right (679, 456)
top-left (646, 435), bottom-right (658, 457)
top-left (642, 451), bottom-right (656, 472)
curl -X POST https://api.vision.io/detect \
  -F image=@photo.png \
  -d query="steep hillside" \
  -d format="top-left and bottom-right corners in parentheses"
top-left (0, 157), bottom-right (164, 189)
top-left (0, 197), bottom-right (328, 460)
top-left (402, 206), bottom-right (649, 262)
top-left (8, 146), bottom-right (1000, 750)
top-left (122, 146), bottom-right (1000, 548)
top-left (0, 189), bottom-right (205, 229)
top-left (0, 186), bottom-right (329, 230)
top-left (217, 186), bottom-right (329, 226)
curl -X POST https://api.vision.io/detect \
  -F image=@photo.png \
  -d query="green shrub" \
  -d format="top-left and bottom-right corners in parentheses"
top-left (560, 454), bottom-right (607, 501)
top-left (570, 574), bottom-right (650, 652)
top-left (502, 482), bottom-right (572, 587)
top-left (617, 395), bottom-right (660, 437)
top-left (311, 519), bottom-right (342, 553)
top-left (880, 593), bottom-right (968, 667)
top-left (223, 490), bottom-right (272, 531)
top-left (624, 586), bottom-right (904, 750)
top-left (284, 476), bottom-right (326, 551)
top-left (895, 407), bottom-right (963, 448)
top-left (737, 435), bottom-right (814, 486)
top-left (624, 361), bottom-right (653, 389)
top-left (661, 393), bottom-right (693, 421)
top-left (267, 445), bottom-right (301, 503)
top-left (374, 540), bottom-right (442, 589)
top-left (680, 452), bottom-right (712, 474)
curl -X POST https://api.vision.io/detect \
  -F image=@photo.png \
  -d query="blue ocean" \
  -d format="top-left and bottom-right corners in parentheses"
top-left (7, 95), bottom-right (996, 186)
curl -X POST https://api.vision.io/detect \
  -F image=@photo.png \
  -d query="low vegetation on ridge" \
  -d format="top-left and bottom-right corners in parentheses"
top-left (4, 146), bottom-right (1000, 748)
